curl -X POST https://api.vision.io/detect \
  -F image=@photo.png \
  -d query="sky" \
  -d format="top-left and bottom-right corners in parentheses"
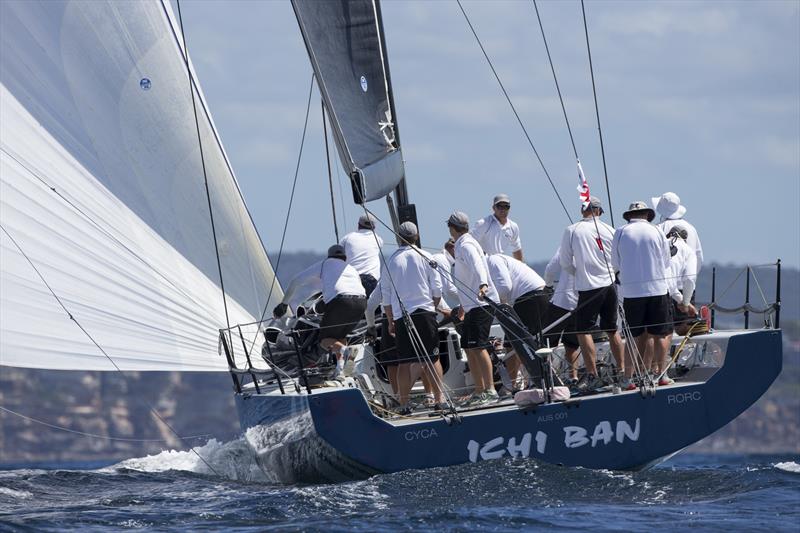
top-left (178, 0), bottom-right (800, 268)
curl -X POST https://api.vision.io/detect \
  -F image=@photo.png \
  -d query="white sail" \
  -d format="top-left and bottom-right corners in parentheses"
top-left (0, 0), bottom-right (280, 371)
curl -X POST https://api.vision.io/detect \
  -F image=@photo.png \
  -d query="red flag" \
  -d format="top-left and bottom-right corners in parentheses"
top-left (576, 160), bottom-right (590, 208)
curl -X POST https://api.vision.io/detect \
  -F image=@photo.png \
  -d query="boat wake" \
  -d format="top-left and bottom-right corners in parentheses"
top-left (106, 437), bottom-right (268, 482)
top-left (774, 461), bottom-right (800, 474)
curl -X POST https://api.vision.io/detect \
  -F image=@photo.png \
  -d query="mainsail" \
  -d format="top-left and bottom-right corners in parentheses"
top-left (292, 0), bottom-right (405, 204)
top-left (0, 0), bottom-right (280, 371)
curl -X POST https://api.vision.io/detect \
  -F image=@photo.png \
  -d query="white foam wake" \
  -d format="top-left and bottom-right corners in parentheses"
top-left (774, 461), bottom-right (800, 474)
top-left (0, 487), bottom-right (33, 499)
top-left (103, 437), bottom-right (268, 482)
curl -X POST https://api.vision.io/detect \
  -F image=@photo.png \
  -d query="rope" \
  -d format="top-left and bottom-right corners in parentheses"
top-left (321, 100), bottom-right (340, 242)
top-left (532, 0), bottom-right (578, 160)
top-left (580, 0), bottom-right (615, 227)
top-left (175, 0), bottom-right (230, 333)
top-left (0, 406), bottom-right (212, 443)
top-left (0, 224), bottom-right (221, 477)
top-left (455, 0), bottom-right (573, 224)
top-left (244, 74), bottom-right (315, 360)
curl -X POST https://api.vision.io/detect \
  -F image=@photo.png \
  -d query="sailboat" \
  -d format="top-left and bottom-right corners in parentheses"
top-left (0, 0), bottom-right (782, 484)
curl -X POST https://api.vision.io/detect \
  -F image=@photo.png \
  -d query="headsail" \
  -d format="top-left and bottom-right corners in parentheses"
top-left (292, 0), bottom-right (405, 204)
top-left (0, 0), bottom-right (280, 371)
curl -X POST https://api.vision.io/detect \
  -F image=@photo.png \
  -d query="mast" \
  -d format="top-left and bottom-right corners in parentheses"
top-left (373, 0), bottom-right (418, 244)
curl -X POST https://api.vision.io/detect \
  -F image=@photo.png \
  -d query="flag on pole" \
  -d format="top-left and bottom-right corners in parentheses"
top-left (576, 160), bottom-right (590, 208)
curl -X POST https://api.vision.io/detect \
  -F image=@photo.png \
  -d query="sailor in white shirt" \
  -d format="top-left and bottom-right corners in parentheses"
top-left (380, 222), bottom-right (445, 411)
top-left (273, 244), bottom-right (366, 380)
top-left (471, 194), bottom-right (524, 260)
top-left (612, 201), bottom-right (673, 387)
top-left (487, 254), bottom-right (547, 389)
top-left (665, 225), bottom-right (698, 335)
top-left (339, 213), bottom-right (383, 296)
top-left (558, 196), bottom-right (625, 390)
top-left (429, 238), bottom-right (459, 307)
top-left (447, 211), bottom-right (500, 405)
top-left (543, 247), bottom-right (580, 381)
top-left (652, 192), bottom-right (703, 277)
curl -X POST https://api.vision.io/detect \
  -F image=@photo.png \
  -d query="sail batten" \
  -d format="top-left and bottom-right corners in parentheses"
top-left (0, 0), bottom-right (279, 371)
top-left (292, 0), bottom-right (405, 203)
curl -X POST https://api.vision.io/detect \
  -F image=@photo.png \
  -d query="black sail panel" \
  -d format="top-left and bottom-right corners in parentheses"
top-left (292, 0), bottom-right (404, 203)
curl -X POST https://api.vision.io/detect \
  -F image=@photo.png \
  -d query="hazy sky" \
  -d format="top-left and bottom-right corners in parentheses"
top-left (178, 0), bottom-right (800, 267)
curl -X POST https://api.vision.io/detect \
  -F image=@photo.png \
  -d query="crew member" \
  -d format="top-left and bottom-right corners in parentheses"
top-left (666, 225), bottom-right (698, 335)
top-left (559, 196), bottom-right (625, 391)
top-left (447, 211), bottom-right (500, 406)
top-left (471, 194), bottom-right (524, 260)
top-left (430, 238), bottom-right (459, 307)
top-left (381, 222), bottom-right (445, 413)
top-left (612, 201), bottom-right (673, 388)
top-left (652, 192), bottom-right (703, 276)
top-left (543, 247), bottom-right (580, 383)
top-left (339, 213), bottom-right (383, 296)
top-left (487, 254), bottom-right (548, 386)
top-left (273, 244), bottom-right (367, 380)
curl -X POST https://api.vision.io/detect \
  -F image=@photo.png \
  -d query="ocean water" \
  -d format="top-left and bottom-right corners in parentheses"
top-left (1, 439), bottom-right (798, 532)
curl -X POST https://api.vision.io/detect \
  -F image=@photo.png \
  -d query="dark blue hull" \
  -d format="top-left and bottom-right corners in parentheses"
top-left (236, 329), bottom-right (782, 482)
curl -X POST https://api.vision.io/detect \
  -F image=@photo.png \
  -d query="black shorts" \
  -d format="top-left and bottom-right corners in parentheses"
top-left (460, 306), bottom-right (494, 350)
top-left (318, 295), bottom-right (367, 340)
top-left (544, 303), bottom-right (579, 349)
top-left (623, 294), bottom-right (672, 337)
top-left (395, 309), bottom-right (439, 365)
top-left (377, 316), bottom-right (400, 367)
top-left (512, 289), bottom-right (549, 336)
top-left (359, 273), bottom-right (378, 297)
top-left (575, 286), bottom-right (618, 333)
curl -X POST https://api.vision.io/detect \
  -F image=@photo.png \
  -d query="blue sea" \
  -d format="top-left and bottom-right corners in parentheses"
top-left (1, 439), bottom-right (798, 532)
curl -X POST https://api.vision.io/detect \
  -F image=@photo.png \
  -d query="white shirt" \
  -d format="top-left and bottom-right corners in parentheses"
top-left (380, 246), bottom-right (442, 316)
top-left (667, 238), bottom-right (697, 305)
top-left (611, 219), bottom-right (672, 298)
top-left (471, 214), bottom-right (522, 255)
top-left (282, 258), bottom-right (365, 306)
top-left (487, 255), bottom-right (545, 305)
top-left (339, 229), bottom-right (383, 279)
top-left (545, 248), bottom-right (578, 311)
top-left (430, 251), bottom-right (458, 307)
top-left (453, 232), bottom-right (498, 311)
top-left (658, 218), bottom-right (703, 275)
top-left (559, 217), bottom-right (616, 291)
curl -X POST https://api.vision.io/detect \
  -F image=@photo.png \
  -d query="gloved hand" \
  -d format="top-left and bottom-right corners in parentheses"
top-left (273, 302), bottom-right (289, 318)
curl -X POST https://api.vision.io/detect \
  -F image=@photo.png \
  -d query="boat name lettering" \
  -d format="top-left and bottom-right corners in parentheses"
top-left (404, 428), bottom-right (439, 441)
top-left (538, 412), bottom-right (568, 423)
top-left (667, 391), bottom-right (702, 405)
top-left (563, 418), bottom-right (640, 449)
top-left (467, 432), bottom-right (547, 463)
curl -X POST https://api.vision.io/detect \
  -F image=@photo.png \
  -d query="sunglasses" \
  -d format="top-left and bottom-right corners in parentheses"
top-left (495, 203), bottom-right (511, 210)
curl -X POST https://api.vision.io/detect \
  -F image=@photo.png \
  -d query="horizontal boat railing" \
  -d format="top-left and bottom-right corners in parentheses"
top-left (707, 259), bottom-right (781, 330)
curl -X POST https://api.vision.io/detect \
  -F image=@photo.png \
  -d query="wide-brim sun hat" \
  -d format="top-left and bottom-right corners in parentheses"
top-left (651, 192), bottom-right (686, 220)
top-left (623, 201), bottom-right (656, 222)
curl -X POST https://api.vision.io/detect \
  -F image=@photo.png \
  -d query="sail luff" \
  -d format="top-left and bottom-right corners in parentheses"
top-left (291, 0), bottom-right (406, 204)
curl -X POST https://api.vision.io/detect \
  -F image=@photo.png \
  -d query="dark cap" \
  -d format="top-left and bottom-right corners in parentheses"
top-left (327, 244), bottom-right (346, 259)
top-left (493, 193), bottom-right (511, 206)
top-left (446, 211), bottom-right (469, 230)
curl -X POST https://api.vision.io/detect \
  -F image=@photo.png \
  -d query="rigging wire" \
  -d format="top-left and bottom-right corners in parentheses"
top-left (0, 406), bottom-right (211, 443)
top-left (581, 0), bottom-right (615, 227)
top-left (532, 0), bottom-right (578, 161)
top-left (455, 0), bottom-right (573, 224)
top-left (0, 224), bottom-right (221, 477)
top-left (321, 100), bottom-right (340, 242)
top-left (175, 0), bottom-right (231, 332)
top-left (246, 74), bottom-right (316, 360)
